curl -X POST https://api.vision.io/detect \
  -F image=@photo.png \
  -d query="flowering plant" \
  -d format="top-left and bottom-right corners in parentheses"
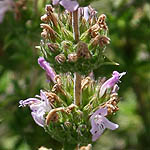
top-left (19, 1), bottom-right (126, 149)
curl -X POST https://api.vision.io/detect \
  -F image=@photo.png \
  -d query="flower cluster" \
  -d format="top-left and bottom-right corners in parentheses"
top-left (39, 4), bottom-right (111, 75)
top-left (20, 56), bottom-right (126, 144)
top-left (19, 1), bottom-right (126, 149)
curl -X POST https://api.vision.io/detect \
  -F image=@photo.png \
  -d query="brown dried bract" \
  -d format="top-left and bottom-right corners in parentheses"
top-left (81, 77), bottom-right (91, 90)
top-left (77, 42), bottom-right (91, 59)
top-left (46, 107), bottom-right (65, 125)
top-left (46, 92), bottom-right (60, 104)
top-left (101, 93), bottom-right (119, 115)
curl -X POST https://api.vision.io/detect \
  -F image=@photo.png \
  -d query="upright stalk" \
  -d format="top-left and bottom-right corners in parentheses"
top-left (72, 9), bottom-right (82, 106)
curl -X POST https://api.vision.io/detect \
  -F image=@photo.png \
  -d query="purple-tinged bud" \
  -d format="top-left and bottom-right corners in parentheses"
top-left (99, 71), bottom-right (126, 98)
top-left (47, 43), bottom-right (59, 52)
top-left (55, 54), bottom-right (66, 64)
top-left (38, 57), bottom-right (56, 83)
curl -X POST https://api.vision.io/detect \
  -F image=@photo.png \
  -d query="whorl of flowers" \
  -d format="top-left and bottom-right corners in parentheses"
top-left (39, 4), bottom-right (110, 75)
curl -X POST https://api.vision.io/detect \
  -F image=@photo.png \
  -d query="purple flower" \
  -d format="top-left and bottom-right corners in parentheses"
top-left (90, 107), bottom-right (119, 141)
top-left (99, 71), bottom-right (126, 98)
top-left (38, 57), bottom-right (56, 83)
top-left (79, 7), bottom-right (89, 21)
top-left (52, 0), bottom-right (79, 12)
top-left (19, 90), bottom-right (52, 127)
top-left (79, 6), bottom-right (97, 21)
top-left (0, 0), bottom-right (14, 23)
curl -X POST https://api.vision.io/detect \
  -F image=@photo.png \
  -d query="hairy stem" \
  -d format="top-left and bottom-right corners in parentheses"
top-left (72, 9), bottom-right (82, 106)
top-left (72, 10), bottom-right (79, 42)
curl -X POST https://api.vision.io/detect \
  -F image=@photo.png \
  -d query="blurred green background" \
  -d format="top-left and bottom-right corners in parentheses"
top-left (0, 0), bottom-right (150, 150)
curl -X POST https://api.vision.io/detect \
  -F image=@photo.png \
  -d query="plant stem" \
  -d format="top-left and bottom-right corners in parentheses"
top-left (72, 9), bottom-right (82, 106)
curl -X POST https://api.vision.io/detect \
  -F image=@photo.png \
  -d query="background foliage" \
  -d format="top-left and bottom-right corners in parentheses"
top-left (0, 0), bottom-right (150, 150)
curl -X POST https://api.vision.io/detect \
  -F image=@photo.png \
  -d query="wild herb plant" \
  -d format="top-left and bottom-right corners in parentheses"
top-left (19, 1), bottom-right (126, 149)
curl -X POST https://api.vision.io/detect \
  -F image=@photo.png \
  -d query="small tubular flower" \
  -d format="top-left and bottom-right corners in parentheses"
top-left (90, 107), bottom-right (119, 142)
top-left (19, 90), bottom-right (52, 127)
top-left (52, 0), bottom-right (79, 12)
top-left (38, 57), bottom-right (56, 83)
top-left (99, 71), bottom-right (126, 98)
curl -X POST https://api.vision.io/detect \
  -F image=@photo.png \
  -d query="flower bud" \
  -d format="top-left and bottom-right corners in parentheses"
top-left (55, 54), bottom-right (66, 64)
top-left (40, 24), bottom-right (56, 40)
top-left (64, 121), bottom-right (72, 128)
top-left (61, 41), bottom-right (71, 50)
top-left (99, 36), bottom-right (110, 47)
top-left (47, 43), bottom-right (59, 52)
top-left (41, 14), bottom-right (48, 22)
top-left (46, 92), bottom-right (60, 104)
top-left (97, 14), bottom-right (108, 30)
top-left (45, 5), bottom-right (54, 13)
top-left (54, 75), bottom-right (62, 85)
top-left (91, 35), bottom-right (110, 47)
top-left (68, 53), bottom-right (78, 62)
top-left (89, 24), bottom-right (100, 38)
top-left (41, 31), bottom-right (47, 39)
top-left (77, 41), bottom-right (91, 59)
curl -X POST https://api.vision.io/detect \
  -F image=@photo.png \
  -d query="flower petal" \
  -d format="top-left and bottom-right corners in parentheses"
top-left (52, 0), bottom-right (60, 5)
top-left (38, 57), bottom-right (56, 83)
top-left (92, 130), bottom-right (101, 142)
top-left (99, 71), bottom-right (126, 98)
top-left (90, 107), bottom-right (107, 121)
top-left (19, 98), bottom-right (40, 107)
top-left (83, 7), bottom-right (89, 21)
top-left (31, 112), bottom-right (45, 127)
top-left (60, 0), bottom-right (79, 12)
top-left (103, 117), bottom-right (119, 130)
